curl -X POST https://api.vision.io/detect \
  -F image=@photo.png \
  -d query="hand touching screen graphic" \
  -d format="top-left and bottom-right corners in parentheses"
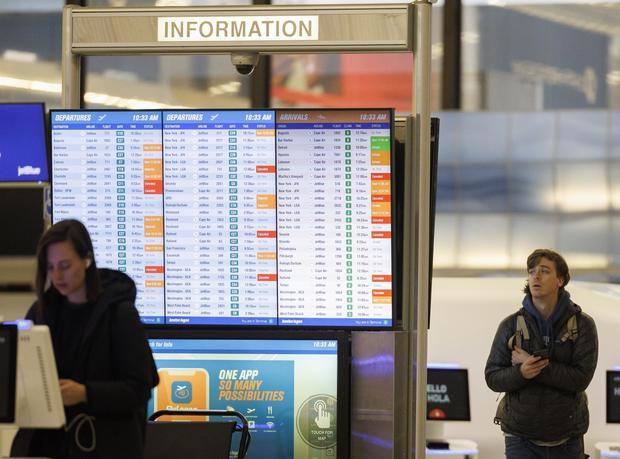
top-left (314, 400), bottom-right (331, 429)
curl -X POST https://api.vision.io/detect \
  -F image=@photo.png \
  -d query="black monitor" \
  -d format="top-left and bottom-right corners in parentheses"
top-left (426, 367), bottom-right (470, 421)
top-left (606, 370), bottom-right (620, 423)
top-left (146, 329), bottom-right (349, 459)
top-left (0, 103), bottom-right (49, 183)
top-left (393, 117), bottom-right (440, 327)
top-left (0, 323), bottom-right (18, 423)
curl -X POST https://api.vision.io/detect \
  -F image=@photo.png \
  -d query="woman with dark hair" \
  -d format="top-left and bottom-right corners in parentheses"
top-left (13, 219), bottom-right (159, 459)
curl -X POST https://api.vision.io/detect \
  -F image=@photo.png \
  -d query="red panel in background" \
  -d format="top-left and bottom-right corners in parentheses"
top-left (271, 54), bottom-right (414, 112)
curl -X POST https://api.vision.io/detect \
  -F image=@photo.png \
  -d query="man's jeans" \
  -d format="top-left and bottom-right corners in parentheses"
top-left (505, 435), bottom-right (585, 459)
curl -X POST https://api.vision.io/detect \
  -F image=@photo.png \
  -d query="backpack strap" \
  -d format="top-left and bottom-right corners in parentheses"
top-left (507, 312), bottom-right (529, 350)
top-left (559, 314), bottom-right (578, 342)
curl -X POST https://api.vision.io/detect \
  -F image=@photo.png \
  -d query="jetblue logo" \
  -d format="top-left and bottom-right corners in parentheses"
top-left (18, 165), bottom-right (41, 176)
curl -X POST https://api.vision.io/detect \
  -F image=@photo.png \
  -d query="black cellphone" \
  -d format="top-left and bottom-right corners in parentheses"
top-left (532, 348), bottom-right (549, 359)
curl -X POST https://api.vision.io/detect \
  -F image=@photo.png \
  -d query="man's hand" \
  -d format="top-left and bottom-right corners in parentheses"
top-left (512, 347), bottom-right (530, 365)
top-left (519, 354), bottom-right (549, 379)
top-left (59, 379), bottom-right (87, 406)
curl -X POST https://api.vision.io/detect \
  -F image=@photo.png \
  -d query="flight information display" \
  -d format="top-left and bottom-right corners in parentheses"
top-left (51, 109), bottom-right (393, 328)
top-left (162, 111), bottom-right (277, 325)
top-left (51, 111), bottom-right (165, 322)
top-left (276, 110), bottom-right (392, 326)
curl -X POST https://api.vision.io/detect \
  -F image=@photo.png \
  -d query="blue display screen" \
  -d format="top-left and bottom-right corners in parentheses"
top-left (148, 337), bottom-right (340, 458)
top-left (0, 103), bottom-right (48, 182)
top-left (51, 108), bottom-right (394, 328)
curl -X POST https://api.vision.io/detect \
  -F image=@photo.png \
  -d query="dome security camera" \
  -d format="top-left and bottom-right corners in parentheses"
top-left (230, 53), bottom-right (260, 76)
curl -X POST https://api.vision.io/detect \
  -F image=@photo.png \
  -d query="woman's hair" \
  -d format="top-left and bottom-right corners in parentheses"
top-left (35, 219), bottom-right (101, 318)
top-left (523, 248), bottom-right (570, 295)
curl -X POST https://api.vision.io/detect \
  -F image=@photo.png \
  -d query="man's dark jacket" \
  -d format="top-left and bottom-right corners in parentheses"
top-left (485, 293), bottom-right (598, 442)
top-left (14, 268), bottom-right (159, 459)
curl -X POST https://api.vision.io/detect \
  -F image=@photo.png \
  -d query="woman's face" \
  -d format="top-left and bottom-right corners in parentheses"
top-left (46, 240), bottom-right (90, 304)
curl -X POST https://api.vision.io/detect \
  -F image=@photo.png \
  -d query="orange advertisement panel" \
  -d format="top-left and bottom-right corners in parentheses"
top-left (144, 216), bottom-right (163, 237)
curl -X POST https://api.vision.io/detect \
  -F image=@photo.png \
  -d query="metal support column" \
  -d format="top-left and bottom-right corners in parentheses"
top-left (61, 5), bottom-right (81, 108)
top-left (411, 1), bottom-right (433, 458)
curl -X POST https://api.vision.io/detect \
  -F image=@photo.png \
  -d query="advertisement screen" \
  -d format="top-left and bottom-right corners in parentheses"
top-left (0, 103), bottom-right (48, 183)
top-left (147, 332), bottom-right (348, 458)
top-left (50, 109), bottom-right (393, 328)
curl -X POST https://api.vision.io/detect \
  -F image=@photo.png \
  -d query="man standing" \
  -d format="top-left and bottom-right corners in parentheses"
top-left (485, 249), bottom-right (598, 458)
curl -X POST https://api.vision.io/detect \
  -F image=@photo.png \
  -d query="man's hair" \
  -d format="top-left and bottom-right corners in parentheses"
top-left (523, 248), bottom-right (570, 295)
top-left (35, 219), bottom-right (101, 320)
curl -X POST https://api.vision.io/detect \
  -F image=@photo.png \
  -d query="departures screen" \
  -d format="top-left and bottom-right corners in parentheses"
top-left (50, 109), bottom-right (393, 328)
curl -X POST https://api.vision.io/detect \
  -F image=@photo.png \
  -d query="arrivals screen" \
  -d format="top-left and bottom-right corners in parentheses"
top-left (147, 332), bottom-right (347, 458)
top-left (427, 367), bottom-right (471, 421)
top-left (0, 103), bottom-right (49, 183)
top-left (51, 109), bottom-right (393, 328)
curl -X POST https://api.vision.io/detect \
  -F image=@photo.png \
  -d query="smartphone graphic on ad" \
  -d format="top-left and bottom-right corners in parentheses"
top-left (154, 368), bottom-right (209, 421)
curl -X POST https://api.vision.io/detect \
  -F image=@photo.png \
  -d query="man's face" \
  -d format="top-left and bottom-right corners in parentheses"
top-left (527, 257), bottom-right (564, 300)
